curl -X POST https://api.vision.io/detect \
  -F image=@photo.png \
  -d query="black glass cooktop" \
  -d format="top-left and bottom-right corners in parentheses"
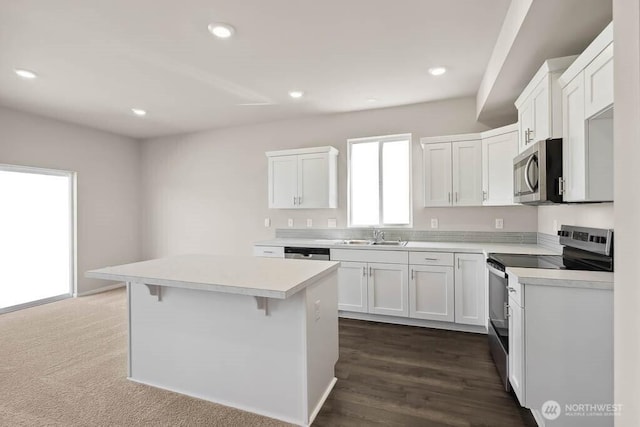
top-left (487, 253), bottom-right (609, 271)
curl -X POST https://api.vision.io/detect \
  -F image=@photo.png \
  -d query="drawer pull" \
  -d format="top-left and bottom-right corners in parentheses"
top-left (264, 251), bottom-right (274, 254)
top-left (424, 257), bottom-right (438, 261)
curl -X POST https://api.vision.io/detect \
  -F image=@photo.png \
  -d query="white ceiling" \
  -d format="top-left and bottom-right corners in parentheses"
top-left (0, 0), bottom-right (510, 139)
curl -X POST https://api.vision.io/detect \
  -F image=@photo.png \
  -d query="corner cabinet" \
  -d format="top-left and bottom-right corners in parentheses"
top-left (266, 146), bottom-right (338, 209)
top-left (559, 22), bottom-right (613, 203)
top-left (514, 55), bottom-right (577, 153)
top-left (421, 136), bottom-right (482, 207)
top-left (481, 124), bottom-right (519, 206)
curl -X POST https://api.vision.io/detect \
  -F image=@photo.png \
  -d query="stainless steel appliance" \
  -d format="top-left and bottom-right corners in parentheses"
top-left (284, 247), bottom-right (330, 260)
top-left (513, 138), bottom-right (563, 205)
top-left (487, 225), bottom-right (614, 391)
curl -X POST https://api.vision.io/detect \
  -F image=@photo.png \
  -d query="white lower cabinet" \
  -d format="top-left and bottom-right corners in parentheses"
top-left (337, 261), bottom-right (368, 312)
top-left (368, 263), bottom-right (409, 317)
top-left (409, 265), bottom-right (454, 322)
top-left (454, 253), bottom-right (486, 326)
top-left (508, 294), bottom-right (525, 405)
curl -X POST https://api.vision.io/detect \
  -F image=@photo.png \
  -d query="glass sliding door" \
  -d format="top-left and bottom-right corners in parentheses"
top-left (0, 164), bottom-right (75, 312)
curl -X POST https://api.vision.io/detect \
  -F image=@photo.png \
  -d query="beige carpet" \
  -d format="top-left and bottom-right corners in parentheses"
top-left (0, 289), bottom-right (291, 426)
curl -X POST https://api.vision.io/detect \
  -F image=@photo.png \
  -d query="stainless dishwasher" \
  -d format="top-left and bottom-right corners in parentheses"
top-left (284, 247), bottom-right (330, 260)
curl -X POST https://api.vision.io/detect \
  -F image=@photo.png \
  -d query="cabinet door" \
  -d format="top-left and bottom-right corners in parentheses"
top-left (518, 98), bottom-right (534, 153)
top-left (508, 298), bottom-right (526, 405)
top-left (367, 263), bottom-right (409, 317)
top-left (531, 78), bottom-right (551, 142)
top-left (268, 155), bottom-right (297, 208)
top-left (298, 153), bottom-right (329, 208)
top-left (482, 132), bottom-right (518, 206)
top-left (584, 43), bottom-right (614, 118)
top-left (422, 143), bottom-right (452, 207)
top-left (409, 265), bottom-right (454, 321)
top-left (337, 261), bottom-right (368, 312)
top-left (561, 75), bottom-right (586, 202)
top-left (452, 140), bottom-right (482, 206)
top-left (454, 254), bottom-right (486, 326)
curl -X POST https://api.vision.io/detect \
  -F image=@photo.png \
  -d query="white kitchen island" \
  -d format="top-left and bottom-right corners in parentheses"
top-left (87, 254), bottom-right (340, 426)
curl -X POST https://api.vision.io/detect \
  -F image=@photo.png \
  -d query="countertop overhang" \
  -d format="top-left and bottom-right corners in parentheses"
top-left (86, 254), bottom-right (339, 299)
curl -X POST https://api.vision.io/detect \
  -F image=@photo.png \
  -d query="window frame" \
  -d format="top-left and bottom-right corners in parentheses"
top-left (347, 133), bottom-right (413, 228)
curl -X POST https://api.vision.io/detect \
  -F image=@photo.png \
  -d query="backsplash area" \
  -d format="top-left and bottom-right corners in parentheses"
top-left (275, 228), bottom-right (537, 244)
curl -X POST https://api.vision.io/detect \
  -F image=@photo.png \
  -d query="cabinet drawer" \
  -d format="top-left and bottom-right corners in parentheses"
top-left (409, 251), bottom-right (453, 266)
top-left (507, 274), bottom-right (524, 307)
top-left (253, 246), bottom-right (284, 258)
top-left (330, 249), bottom-right (408, 264)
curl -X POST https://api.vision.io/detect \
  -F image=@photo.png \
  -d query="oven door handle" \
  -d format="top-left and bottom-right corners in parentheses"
top-left (487, 264), bottom-right (507, 279)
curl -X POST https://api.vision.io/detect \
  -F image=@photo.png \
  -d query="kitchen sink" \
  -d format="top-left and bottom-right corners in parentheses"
top-left (339, 239), bottom-right (373, 245)
top-left (370, 241), bottom-right (407, 246)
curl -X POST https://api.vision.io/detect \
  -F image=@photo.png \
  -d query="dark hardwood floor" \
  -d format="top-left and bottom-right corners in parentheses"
top-left (314, 319), bottom-right (537, 427)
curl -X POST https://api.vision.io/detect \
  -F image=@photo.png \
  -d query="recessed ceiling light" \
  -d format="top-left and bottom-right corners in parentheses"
top-left (208, 23), bottom-right (235, 39)
top-left (14, 69), bottom-right (37, 79)
top-left (428, 67), bottom-right (447, 76)
top-left (131, 108), bottom-right (147, 117)
top-left (289, 91), bottom-right (304, 99)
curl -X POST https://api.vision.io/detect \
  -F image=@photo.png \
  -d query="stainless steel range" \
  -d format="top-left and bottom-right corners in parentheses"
top-left (486, 225), bottom-right (614, 391)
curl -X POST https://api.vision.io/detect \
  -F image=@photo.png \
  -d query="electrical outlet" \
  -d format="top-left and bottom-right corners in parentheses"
top-left (495, 218), bottom-right (504, 229)
top-left (327, 218), bottom-right (337, 228)
top-left (306, 218), bottom-right (313, 227)
top-left (314, 300), bottom-right (321, 321)
top-left (287, 218), bottom-right (294, 227)
top-left (264, 218), bottom-right (271, 228)
top-left (430, 218), bottom-right (438, 229)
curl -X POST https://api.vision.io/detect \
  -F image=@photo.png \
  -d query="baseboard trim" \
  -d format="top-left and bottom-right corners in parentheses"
top-left (339, 311), bottom-right (487, 334)
top-left (0, 293), bottom-right (71, 314)
top-left (76, 282), bottom-right (125, 297)
top-left (308, 377), bottom-right (337, 426)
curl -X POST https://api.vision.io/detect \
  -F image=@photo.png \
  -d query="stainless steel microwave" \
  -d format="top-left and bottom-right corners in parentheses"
top-left (513, 138), bottom-right (563, 205)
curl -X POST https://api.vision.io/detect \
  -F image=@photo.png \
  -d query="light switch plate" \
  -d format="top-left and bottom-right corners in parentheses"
top-left (327, 218), bottom-right (337, 228)
top-left (287, 218), bottom-right (294, 227)
top-left (430, 218), bottom-right (438, 229)
top-left (495, 218), bottom-right (504, 229)
top-left (264, 218), bottom-right (270, 228)
top-left (306, 219), bottom-right (313, 227)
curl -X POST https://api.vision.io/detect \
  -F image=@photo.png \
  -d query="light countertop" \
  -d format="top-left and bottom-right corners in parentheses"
top-left (254, 238), bottom-right (560, 256)
top-left (507, 267), bottom-right (614, 290)
top-left (86, 254), bottom-right (339, 299)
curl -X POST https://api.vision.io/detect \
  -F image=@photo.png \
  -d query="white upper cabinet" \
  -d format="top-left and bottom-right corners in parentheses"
top-left (421, 137), bottom-right (482, 207)
top-left (481, 125), bottom-right (519, 206)
top-left (584, 43), bottom-right (614, 118)
top-left (559, 22), bottom-right (614, 203)
top-left (515, 56), bottom-right (577, 153)
top-left (266, 146), bottom-right (338, 209)
top-left (452, 140), bottom-right (483, 206)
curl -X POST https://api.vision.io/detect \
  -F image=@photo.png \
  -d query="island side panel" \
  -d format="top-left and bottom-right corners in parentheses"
top-left (304, 269), bottom-right (339, 421)
top-left (128, 283), bottom-right (307, 425)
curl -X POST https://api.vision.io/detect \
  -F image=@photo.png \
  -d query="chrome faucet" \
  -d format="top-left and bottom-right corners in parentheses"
top-left (372, 229), bottom-right (385, 243)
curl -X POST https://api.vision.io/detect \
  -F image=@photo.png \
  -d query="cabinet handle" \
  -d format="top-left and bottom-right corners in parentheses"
top-left (448, 192), bottom-right (451, 203)
top-left (455, 192), bottom-right (459, 203)
top-left (504, 302), bottom-right (510, 319)
top-left (483, 190), bottom-right (487, 201)
top-left (424, 257), bottom-right (438, 261)
top-left (507, 286), bottom-right (516, 293)
top-left (293, 196), bottom-right (296, 205)
top-left (362, 267), bottom-right (366, 277)
top-left (559, 177), bottom-right (565, 195)
top-left (264, 251), bottom-right (274, 254)
top-left (369, 266), bottom-right (372, 277)
top-left (457, 258), bottom-right (461, 269)
top-left (298, 196), bottom-right (302, 205)
top-left (411, 269), bottom-right (414, 280)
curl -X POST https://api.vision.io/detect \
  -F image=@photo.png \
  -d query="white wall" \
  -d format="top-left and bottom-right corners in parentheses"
top-left (537, 203), bottom-right (614, 235)
top-left (140, 97), bottom-right (537, 259)
top-left (613, 1), bottom-right (640, 425)
top-left (0, 107), bottom-right (141, 295)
